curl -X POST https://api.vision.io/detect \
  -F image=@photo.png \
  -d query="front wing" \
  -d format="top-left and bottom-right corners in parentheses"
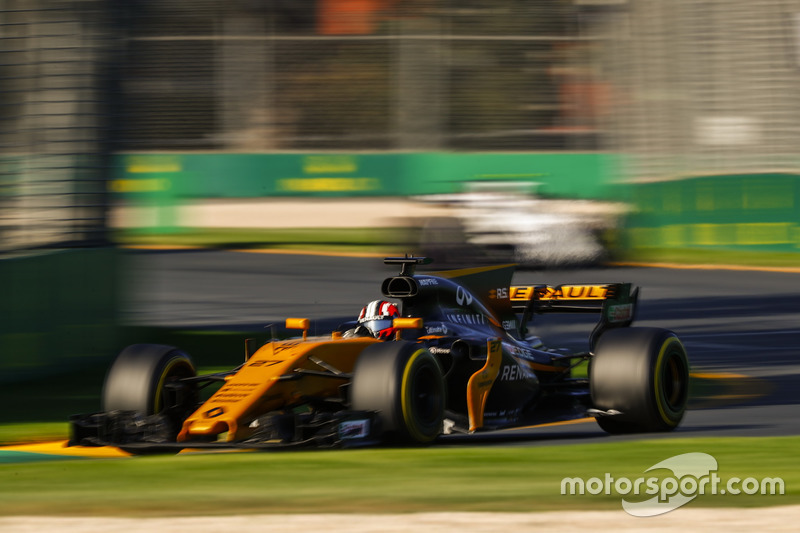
top-left (69, 409), bottom-right (382, 452)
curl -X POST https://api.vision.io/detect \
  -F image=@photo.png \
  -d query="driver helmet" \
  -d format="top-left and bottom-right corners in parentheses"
top-left (357, 300), bottom-right (400, 339)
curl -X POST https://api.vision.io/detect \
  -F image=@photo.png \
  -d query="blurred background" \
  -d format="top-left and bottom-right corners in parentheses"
top-left (1, 0), bottom-right (800, 385)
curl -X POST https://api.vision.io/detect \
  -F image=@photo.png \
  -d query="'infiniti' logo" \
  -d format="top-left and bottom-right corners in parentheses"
top-left (456, 286), bottom-right (473, 306)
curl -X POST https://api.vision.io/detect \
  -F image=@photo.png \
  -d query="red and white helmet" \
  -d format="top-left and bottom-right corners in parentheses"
top-left (357, 300), bottom-right (400, 339)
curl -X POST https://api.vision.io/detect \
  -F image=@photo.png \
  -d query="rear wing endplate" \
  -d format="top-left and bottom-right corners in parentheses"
top-left (511, 283), bottom-right (638, 351)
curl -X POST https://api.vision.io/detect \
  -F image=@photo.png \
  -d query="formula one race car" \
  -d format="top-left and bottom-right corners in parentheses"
top-left (69, 257), bottom-right (689, 453)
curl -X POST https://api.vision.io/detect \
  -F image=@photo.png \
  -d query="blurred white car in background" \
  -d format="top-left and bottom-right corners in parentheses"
top-left (416, 182), bottom-right (628, 268)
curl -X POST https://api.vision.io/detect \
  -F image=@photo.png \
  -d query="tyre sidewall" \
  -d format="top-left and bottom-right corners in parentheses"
top-left (397, 347), bottom-right (445, 443)
top-left (651, 334), bottom-right (689, 427)
top-left (591, 328), bottom-right (689, 432)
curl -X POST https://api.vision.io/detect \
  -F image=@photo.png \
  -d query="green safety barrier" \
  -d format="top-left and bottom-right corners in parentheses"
top-left (622, 174), bottom-right (800, 252)
top-left (0, 248), bottom-right (123, 383)
top-left (112, 152), bottom-right (620, 200)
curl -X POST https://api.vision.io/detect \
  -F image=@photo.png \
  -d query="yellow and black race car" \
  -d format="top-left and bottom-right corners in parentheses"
top-left (69, 256), bottom-right (689, 453)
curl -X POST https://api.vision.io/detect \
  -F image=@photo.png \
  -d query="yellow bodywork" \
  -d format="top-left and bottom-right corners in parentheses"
top-left (177, 334), bottom-right (380, 443)
top-left (176, 315), bottom-right (502, 442)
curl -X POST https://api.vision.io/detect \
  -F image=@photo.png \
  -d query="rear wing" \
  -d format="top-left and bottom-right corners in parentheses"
top-left (510, 283), bottom-right (638, 351)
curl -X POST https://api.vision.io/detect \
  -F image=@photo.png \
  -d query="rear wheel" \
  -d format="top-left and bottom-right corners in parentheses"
top-left (103, 344), bottom-right (198, 426)
top-left (590, 328), bottom-right (689, 434)
top-left (351, 342), bottom-right (445, 444)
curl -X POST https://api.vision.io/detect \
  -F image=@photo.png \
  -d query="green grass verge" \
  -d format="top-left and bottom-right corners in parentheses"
top-left (615, 248), bottom-right (800, 269)
top-left (0, 423), bottom-right (70, 445)
top-left (114, 227), bottom-right (418, 255)
top-left (1, 436), bottom-right (796, 516)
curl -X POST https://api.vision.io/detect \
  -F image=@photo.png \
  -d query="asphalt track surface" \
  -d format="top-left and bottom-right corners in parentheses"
top-left (123, 249), bottom-right (800, 445)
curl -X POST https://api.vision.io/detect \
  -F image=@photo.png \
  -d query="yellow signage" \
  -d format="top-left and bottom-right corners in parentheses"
top-left (303, 155), bottom-right (358, 174)
top-left (277, 177), bottom-right (379, 192)
top-left (108, 178), bottom-right (170, 193)
top-left (126, 156), bottom-right (182, 174)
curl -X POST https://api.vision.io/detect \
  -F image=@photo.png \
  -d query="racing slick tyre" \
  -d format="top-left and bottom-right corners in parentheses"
top-left (350, 341), bottom-right (445, 445)
top-left (102, 344), bottom-right (198, 426)
top-left (590, 328), bottom-right (689, 434)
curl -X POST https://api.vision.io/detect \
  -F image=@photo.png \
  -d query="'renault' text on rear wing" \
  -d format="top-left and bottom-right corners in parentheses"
top-left (510, 283), bottom-right (639, 350)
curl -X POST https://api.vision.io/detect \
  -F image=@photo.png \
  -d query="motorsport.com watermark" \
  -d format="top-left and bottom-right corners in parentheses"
top-left (561, 452), bottom-right (785, 517)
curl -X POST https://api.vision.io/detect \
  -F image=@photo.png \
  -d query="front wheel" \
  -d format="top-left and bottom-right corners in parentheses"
top-left (590, 328), bottom-right (689, 434)
top-left (102, 344), bottom-right (198, 425)
top-left (350, 342), bottom-right (445, 444)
